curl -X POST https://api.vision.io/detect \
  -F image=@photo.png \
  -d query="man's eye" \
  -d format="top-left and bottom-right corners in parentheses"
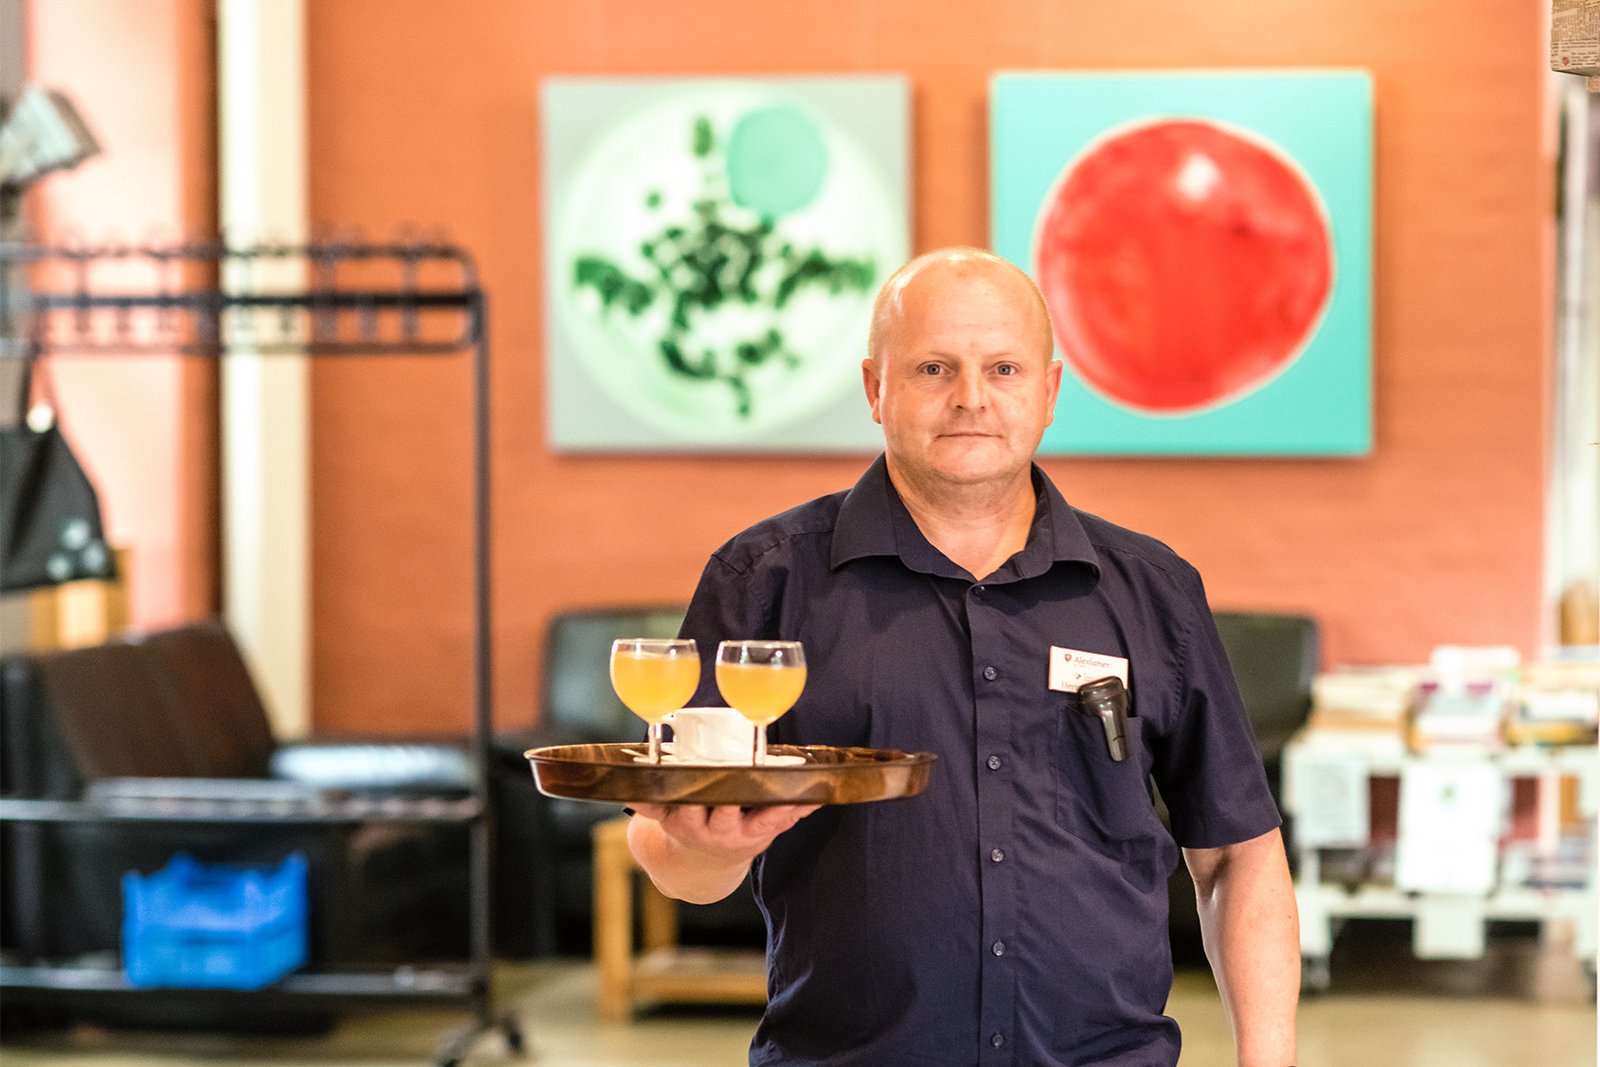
top-left (995, 364), bottom-right (1018, 376)
top-left (918, 364), bottom-right (944, 376)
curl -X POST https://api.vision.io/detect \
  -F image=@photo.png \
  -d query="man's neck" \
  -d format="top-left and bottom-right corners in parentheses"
top-left (888, 461), bottom-right (1038, 581)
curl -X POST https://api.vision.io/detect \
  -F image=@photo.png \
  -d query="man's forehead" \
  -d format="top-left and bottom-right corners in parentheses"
top-left (888, 249), bottom-right (1021, 301)
top-left (896, 263), bottom-right (1048, 337)
top-left (869, 246), bottom-right (1054, 366)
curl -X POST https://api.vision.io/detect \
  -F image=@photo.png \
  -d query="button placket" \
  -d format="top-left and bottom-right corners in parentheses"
top-left (970, 578), bottom-right (1016, 1063)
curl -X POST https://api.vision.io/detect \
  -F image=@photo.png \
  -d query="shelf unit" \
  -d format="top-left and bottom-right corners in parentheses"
top-left (1282, 732), bottom-right (1597, 994)
top-left (0, 237), bottom-right (519, 1066)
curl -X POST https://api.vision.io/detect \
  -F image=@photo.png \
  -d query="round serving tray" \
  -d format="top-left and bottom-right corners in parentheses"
top-left (525, 743), bottom-right (936, 807)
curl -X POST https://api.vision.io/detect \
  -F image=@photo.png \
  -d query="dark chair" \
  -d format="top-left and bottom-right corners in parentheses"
top-left (493, 606), bottom-right (766, 957)
top-left (1167, 610), bottom-right (1320, 961)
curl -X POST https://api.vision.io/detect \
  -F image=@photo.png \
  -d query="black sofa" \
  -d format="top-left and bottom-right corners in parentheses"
top-left (0, 620), bottom-right (476, 1028)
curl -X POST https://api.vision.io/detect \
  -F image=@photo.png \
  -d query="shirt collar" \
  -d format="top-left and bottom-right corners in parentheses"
top-left (831, 454), bottom-right (1102, 581)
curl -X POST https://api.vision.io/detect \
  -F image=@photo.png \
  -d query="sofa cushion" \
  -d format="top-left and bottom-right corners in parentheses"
top-left (34, 641), bottom-right (195, 780)
top-left (1212, 610), bottom-right (1319, 763)
top-left (139, 621), bottom-right (276, 778)
top-left (541, 606), bottom-right (687, 741)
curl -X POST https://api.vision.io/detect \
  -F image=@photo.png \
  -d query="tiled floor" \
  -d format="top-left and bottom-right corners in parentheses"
top-left (2, 927), bottom-right (1594, 1065)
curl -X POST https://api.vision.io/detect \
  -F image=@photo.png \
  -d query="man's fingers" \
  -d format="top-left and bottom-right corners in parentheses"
top-left (704, 805), bottom-right (748, 835)
top-left (747, 803), bottom-right (822, 835)
top-left (640, 802), bottom-right (819, 859)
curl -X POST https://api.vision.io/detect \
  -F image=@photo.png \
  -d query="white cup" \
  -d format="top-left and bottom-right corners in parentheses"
top-left (668, 707), bottom-right (755, 763)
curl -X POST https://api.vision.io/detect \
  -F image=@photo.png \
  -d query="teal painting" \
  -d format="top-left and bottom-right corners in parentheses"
top-left (543, 76), bottom-right (909, 452)
top-left (992, 70), bottom-right (1373, 456)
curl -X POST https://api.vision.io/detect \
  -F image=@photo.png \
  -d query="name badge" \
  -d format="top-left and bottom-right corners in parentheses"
top-left (1048, 646), bottom-right (1130, 695)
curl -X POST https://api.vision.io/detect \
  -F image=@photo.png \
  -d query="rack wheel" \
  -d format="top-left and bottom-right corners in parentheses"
top-left (432, 1031), bottom-right (468, 1067)
top-left (502, 1014), bottom-right (527, 1057)
top-left (1301, 954), bottom-right (1331, 995)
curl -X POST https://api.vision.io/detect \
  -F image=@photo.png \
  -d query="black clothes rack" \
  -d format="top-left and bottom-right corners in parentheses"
top-left (0, 237), bottom-right (519, 1065)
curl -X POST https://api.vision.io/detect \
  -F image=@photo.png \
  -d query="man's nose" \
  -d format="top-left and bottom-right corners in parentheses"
top-left (953, 368), bottom-right (987, 410)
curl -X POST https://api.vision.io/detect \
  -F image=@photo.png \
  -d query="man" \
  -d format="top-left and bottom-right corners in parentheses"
top-left (629, 247), bottom-right (1299, 1066)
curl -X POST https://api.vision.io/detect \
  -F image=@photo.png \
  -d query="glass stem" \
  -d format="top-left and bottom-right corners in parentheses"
top-left (754, 722), bottom-right (768, 767)
top-left (648, 722), bottom-right (663, 765)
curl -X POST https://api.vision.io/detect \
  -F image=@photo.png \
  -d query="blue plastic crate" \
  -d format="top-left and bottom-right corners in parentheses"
top-left (122, 852), bottom-right (308, 990)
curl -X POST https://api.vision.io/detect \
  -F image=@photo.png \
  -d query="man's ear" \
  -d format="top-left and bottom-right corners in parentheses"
top-left (1044, 358), bottom-right (1064, 426)
top-left (862, 358), bottom-right (885, 425)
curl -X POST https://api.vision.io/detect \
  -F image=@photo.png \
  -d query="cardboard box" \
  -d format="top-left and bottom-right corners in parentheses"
top-left (1551, 0), bottom-right (1600, 81)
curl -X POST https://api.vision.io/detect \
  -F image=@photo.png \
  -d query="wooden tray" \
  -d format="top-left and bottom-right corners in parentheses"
top-left (525, 743), bottom-right (936, 807)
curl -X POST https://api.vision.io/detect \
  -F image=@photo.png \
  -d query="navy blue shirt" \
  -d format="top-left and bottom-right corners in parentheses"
top-left (679, 456), bottom-right (1279, 1067)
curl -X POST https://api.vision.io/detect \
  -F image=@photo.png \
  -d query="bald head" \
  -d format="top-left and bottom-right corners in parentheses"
top-left (867, 246), bottom-right (1054, 368)
top-left (859, 244), bottom-right (1064, 510)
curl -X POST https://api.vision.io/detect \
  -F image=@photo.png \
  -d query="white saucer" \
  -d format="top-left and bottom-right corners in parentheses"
top-left (628, 751), bottom-right (808, 768)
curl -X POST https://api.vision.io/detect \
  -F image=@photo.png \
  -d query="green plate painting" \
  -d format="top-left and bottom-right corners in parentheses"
top-left (543, 77), bottom-right (910, 452)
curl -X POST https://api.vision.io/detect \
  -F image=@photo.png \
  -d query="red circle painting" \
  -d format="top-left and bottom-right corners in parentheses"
top-left (1033, 119), bottom-right (1333, 414)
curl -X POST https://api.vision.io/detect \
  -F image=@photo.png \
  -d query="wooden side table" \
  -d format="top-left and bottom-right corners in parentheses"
top-left (591, 816), bottom-right (768, 1021)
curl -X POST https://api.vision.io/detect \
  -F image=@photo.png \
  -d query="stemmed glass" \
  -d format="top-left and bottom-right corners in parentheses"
top-left (715, 640), bottom-right (807, 766)
top-left (609, 638), bottom-right (700, 765)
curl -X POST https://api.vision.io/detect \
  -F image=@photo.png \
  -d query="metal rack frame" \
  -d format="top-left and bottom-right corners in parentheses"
top-left (0, 238), bottom-right (518, 1065)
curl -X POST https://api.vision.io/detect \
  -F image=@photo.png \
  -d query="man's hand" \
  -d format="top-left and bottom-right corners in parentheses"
top-left (628, 803), bottom-right (820, 904)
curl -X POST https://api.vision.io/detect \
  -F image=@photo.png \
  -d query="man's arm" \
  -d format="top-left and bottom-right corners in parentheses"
top-left (1184, 827), bottom-right (1299, 1067)
top-left (627, 803), bottom-right (818, 904)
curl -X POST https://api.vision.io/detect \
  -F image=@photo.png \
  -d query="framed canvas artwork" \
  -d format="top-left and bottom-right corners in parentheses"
top-left (992, 70), bottom-right (1373, 456)
top-left (543, 76), bottom-right (910, 452)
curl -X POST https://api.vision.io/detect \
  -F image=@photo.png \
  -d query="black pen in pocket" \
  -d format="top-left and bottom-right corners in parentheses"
top-left (1077, 676), bottom-right (1131, 762)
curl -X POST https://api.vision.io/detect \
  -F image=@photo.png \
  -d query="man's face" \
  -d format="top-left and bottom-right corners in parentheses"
top-left (863, 263), bottom-right (1062, 493)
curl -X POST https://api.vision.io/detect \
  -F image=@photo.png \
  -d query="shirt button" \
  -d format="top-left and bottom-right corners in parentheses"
top-left (990, 1032), bottom-right (1005, 1048)
top-left (982, 666), bottom-right (998, 681)
top-left (973, 584), bottom-right (985, 596)
top-left (990, 848), bottom-right (1005, 863)
top-left (986, 755), bottom-right (1002, 770)
top-left (991, 940), bottom-right (1006, 956)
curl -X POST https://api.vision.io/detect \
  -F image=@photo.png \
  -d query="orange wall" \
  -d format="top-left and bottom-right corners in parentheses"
top-left (24, 0), bottom-right (219, 628)
top-left (303, 0), bottom-right (1552, 737)
top-left (26, 1), bottom-right (1548, 735)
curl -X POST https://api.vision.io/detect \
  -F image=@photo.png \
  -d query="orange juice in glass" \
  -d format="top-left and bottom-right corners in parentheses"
top-left (610, 638), bottom-right (700, 764)
top-left (715, 640), bottom-right (806, 765)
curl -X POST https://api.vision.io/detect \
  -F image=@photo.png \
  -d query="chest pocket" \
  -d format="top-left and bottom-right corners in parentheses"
top-left (1052, 696), bottom-right (1159, 843)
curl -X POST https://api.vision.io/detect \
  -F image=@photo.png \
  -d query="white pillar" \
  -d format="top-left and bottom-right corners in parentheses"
top-left (216, 0), bottom-right (308, 737)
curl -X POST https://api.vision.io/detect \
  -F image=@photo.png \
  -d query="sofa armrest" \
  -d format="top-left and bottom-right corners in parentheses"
top-left (82, 776), bottom-right (351, 820)
top-left (270, 741), bottom-right (474, 794)
top-left (86, 776), bottom-right (340, 804)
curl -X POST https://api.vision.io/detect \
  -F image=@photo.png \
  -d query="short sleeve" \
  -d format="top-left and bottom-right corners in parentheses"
top-left (1150, 570), bottom-right (1282, 849)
